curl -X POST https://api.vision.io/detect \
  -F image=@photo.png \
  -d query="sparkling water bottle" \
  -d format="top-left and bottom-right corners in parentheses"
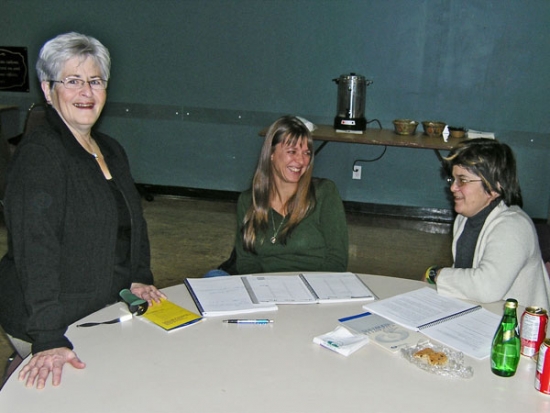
top-left (491, 298), bottom-right (520, 377)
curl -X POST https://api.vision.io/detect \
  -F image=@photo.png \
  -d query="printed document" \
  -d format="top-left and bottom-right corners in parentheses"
top-left (363, 287), bottom-right (501, 359)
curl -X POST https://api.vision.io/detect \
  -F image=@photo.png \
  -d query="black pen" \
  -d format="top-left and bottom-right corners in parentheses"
top-left (223, 319), bottom-right (274, 324)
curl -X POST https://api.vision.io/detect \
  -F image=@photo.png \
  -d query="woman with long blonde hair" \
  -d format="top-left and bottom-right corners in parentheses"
top-left (233, 116), bottom-right (348, 274)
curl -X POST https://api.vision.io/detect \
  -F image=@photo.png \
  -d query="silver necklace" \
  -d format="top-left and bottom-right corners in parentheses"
top-left (270, 212), bottom-right (286, 244)
top-left (80, 137), bottom-right (99, 160)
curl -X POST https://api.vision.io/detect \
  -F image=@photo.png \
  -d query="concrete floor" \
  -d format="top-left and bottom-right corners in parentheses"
top-left (1, 196), bottom-right (453, 380)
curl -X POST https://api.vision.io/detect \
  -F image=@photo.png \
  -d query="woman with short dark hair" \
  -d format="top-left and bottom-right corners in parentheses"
top-left (425, 138), bottom-right (550, 309)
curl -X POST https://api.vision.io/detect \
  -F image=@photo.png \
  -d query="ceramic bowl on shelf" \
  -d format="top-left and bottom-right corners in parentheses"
top-left (392, 119), bottom-right (419, 135)
top-left (421, 121), bottom-right (446, 137)
top-left (448, 126), bottom-right (466, 139)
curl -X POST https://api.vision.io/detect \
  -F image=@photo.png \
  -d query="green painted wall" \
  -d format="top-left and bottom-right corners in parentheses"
top-left (1, 0), bottom-right (549, 218)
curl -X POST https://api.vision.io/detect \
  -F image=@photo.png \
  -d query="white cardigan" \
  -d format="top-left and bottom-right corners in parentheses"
top-left (437, 201), bottom-right (550, 311)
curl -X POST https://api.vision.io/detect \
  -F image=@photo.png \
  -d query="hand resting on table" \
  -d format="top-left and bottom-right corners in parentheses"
top-left (18, 347), bottom-right (86, 390)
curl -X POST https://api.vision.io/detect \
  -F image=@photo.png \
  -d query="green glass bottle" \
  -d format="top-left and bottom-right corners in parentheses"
top-left (491, 298), bottom-right (520, 377)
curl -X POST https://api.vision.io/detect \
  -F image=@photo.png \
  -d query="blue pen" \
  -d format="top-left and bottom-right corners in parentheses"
top-left (223, 319), bottom-right (274, 324)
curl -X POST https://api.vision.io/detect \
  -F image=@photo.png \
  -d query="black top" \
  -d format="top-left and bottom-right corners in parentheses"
top-left (455, 198), bottom-right (501, 268)
top-left (108, 179), bottom-right (132, 292)
top-left (0, 106), bottom-right (153, 354)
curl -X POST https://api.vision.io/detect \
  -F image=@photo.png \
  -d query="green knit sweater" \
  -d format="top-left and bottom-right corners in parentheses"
top-left (235, 178), bottom-right (348, 274)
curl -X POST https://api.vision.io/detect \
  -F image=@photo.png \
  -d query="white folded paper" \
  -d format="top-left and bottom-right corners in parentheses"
top-left (467, 129), bottom-right (495, 139)
top-left (313, 325), bottom-right (370, 356)
top-left (296, 116), bottom-right (317, 132)
top-left (442, 125), bottom-right (449, 142)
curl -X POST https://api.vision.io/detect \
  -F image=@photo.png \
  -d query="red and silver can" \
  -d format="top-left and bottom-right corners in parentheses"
top-left (535, 339), bottom-right (550, 394)
top-left (520, 307), bottom-right (548, 357)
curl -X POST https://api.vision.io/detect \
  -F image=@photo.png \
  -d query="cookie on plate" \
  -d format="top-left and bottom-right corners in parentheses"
top-left (413, 348), bottom-right (448, 366)
top-left (427, 351), bottom-right (448, 366)
top-left (413, 348), bottom-right (435, 360)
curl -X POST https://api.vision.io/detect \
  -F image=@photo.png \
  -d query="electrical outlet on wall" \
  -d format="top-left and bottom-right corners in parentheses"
top-left (352, 166), bottom-right (362, 180)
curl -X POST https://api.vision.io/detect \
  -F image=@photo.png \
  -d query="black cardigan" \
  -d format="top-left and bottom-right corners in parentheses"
top-left (0, 107), bottom-right (154, 354)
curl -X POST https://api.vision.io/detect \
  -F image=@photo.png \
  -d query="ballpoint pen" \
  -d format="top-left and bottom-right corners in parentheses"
top-left (223, 319), bottom-right (274, 324)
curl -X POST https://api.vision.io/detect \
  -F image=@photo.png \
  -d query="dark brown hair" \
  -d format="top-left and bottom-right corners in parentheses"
top-left (444, 138), bottom-right (522, 207)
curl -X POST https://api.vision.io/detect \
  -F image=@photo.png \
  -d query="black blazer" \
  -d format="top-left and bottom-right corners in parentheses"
top-left (0, 107), bottom-right (153, 354)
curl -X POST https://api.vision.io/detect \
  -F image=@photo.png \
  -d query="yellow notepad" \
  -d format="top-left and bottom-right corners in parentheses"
top-left (142, 299), bottom-right (203, 331)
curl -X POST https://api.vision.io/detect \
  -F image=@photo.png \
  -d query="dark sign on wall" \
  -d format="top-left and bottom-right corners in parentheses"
top-left (0, 47), bottom-right (29, 92)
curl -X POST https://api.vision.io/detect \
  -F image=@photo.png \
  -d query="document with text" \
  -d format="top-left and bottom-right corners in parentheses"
top-left (363, 287), bottom-right (501, 359)
top-left (184, 276), bottom-right (278, 317)
top-left (185, 272), bottom-right (376, 316)
top-left (247, 272), bottom-right (376, 304)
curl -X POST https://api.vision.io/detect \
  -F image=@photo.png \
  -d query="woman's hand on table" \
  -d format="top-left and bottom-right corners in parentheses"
top-left (18, 347), bottom-right (86, 389)
top-left (131, 282), bottom-right (166, 305)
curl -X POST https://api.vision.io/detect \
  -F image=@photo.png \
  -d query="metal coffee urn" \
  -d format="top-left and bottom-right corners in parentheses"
top-left (333, 73), bottom-right (372, 132)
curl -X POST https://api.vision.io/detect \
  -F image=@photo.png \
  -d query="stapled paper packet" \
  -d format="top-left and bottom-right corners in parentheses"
top-left (313, 325), bottom-right (369, 356)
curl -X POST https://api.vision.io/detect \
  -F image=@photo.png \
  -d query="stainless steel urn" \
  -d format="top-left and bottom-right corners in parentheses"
top-left (333, 73), bottom-right (372, 132)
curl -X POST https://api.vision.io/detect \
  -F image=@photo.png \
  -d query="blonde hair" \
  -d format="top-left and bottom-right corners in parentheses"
top-left (242, 116), bottom-right (315, 252)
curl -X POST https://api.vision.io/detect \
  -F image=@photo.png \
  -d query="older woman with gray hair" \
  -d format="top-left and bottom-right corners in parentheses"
top-left (425, 138), bottom-right (550, 310)
top-left (0, 32), bottom-right (164, 389)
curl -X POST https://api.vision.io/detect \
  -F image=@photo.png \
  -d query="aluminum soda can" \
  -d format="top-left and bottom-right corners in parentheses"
top-left (520, 307), bottom-right (548, 357)
top-left (535, 339), bottom-right (550, 394)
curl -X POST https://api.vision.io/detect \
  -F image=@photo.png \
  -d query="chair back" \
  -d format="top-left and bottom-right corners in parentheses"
top-left (1, 104), bottom-right (48, 207)
top-left (536, 222), bottom-right (550, 264)
top-left (23, 103), bottom-right (47, 135)
top-left (535, 222), bottom-right (550, 281)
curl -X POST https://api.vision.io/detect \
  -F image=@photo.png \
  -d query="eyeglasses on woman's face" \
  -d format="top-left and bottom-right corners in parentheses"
top-left (446, 177), bottom-right (483, 187)
top-left (50, 77), bottom-right (108, 90)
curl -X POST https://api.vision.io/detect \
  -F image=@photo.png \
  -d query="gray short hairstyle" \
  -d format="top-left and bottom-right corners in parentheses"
top-left (36, 32), bottom-right (111, 82)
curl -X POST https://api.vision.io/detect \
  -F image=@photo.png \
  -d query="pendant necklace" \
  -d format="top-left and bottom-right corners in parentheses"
top-left (81, 137), bottom-right (99, 160)
top-left (270, 211), bottom-right (286, 244)
top-left (88, 144), bottom-right (98, 160)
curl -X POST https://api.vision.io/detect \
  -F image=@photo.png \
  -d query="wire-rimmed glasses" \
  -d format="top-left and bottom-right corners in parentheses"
top-left (446, 177), bottom-right (483, 187)
top-left (50, 77), bottom-right (108, 90)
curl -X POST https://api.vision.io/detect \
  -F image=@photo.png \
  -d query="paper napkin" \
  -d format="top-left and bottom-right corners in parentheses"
top-left (313, 325), bottom-right (370, 356)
